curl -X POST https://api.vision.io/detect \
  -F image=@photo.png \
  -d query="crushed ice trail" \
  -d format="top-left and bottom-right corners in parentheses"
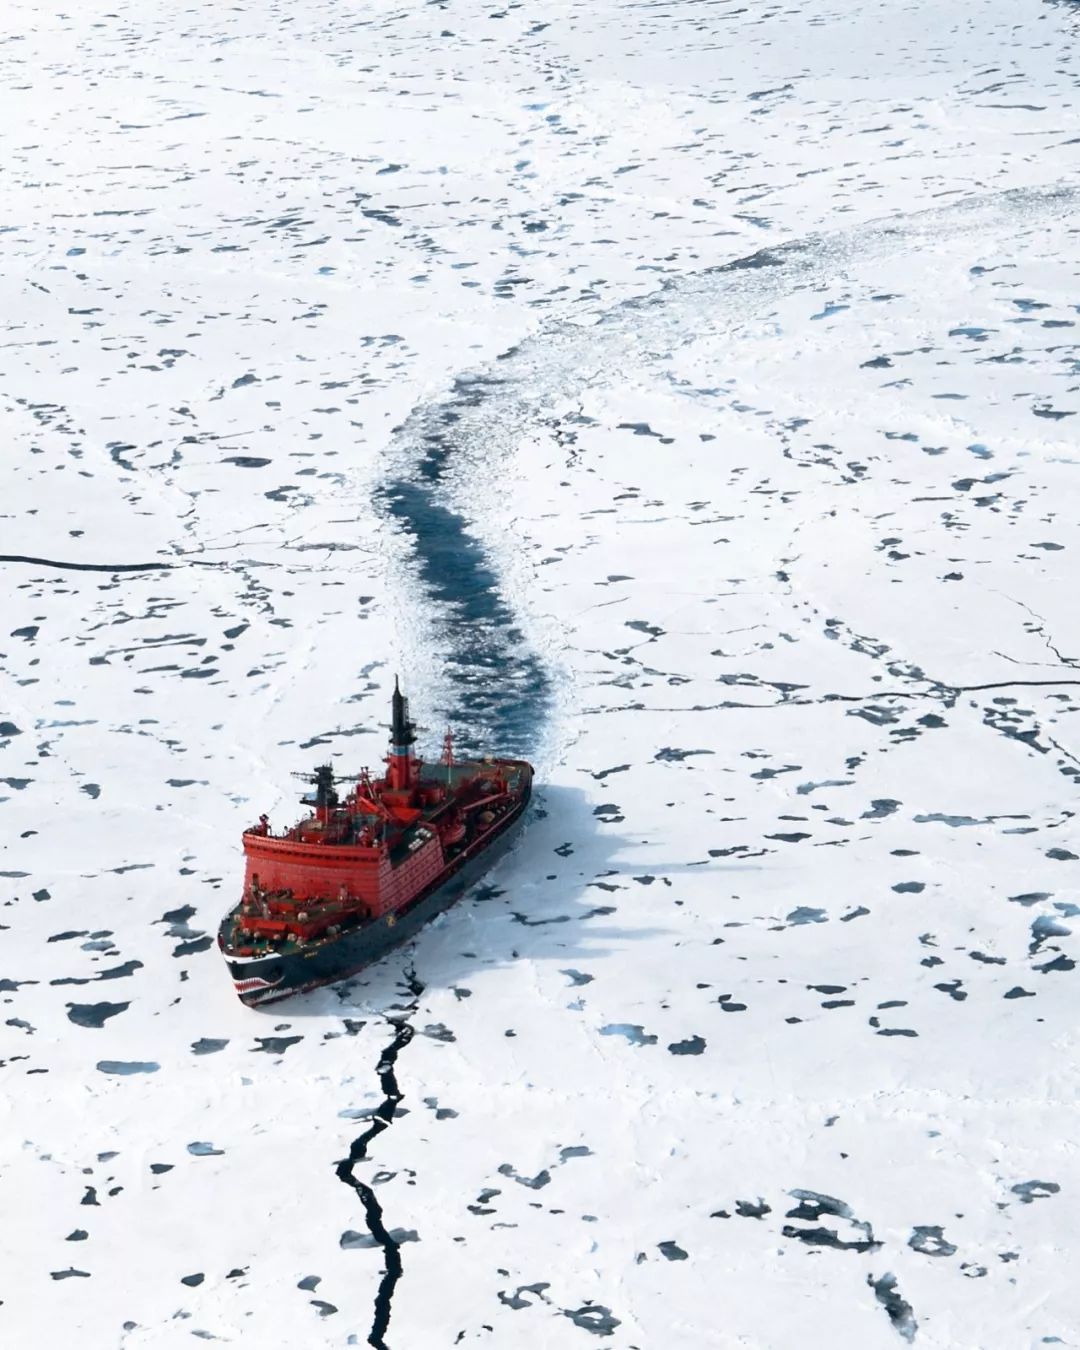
top-left (379, 426), bottom-right (551, 759)
top-left (380, 180), bottom-right (1078, 752)
top-left (390, 185), bottom-right (1078, 486)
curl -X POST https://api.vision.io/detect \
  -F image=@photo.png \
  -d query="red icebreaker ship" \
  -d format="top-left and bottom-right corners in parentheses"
top-left (218, 679), bottom-right (533, 1005)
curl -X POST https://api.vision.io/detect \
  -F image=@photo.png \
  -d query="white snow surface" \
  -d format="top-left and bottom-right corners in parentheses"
top-left (2, 0), bottom-right (1079, 1346)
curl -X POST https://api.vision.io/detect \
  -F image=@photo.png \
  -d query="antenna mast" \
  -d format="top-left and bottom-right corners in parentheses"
top-left (441, 727), bottom-right (455, 786)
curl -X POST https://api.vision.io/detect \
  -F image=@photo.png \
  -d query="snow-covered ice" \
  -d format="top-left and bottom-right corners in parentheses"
top-left (2, 0), bottom-right (1079, 1345)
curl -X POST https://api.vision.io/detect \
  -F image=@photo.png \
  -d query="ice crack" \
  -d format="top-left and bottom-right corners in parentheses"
top-left (335, 969), bottom-right (424, 1349)
top-left (0, 554), bottom-right (172, 573)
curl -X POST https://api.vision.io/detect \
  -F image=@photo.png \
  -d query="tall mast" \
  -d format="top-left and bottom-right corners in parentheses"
top-left (442, 727), bottom-right (454, 786)
top-left (387, 675), bottom-right (417, 791)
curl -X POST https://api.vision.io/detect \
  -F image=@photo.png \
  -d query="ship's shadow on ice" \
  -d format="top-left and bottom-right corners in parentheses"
top-left (253, 785), bottom-right (668, 1016)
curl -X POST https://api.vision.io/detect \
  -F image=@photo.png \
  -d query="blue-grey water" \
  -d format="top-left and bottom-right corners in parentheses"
top-left (379, 375), bottom-right (551, 759)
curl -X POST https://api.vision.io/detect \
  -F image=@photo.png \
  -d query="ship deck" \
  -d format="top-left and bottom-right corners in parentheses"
top-left (254, 758), bottom-right (532, 851)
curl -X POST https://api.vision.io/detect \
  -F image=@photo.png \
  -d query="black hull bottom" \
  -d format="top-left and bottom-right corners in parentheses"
top-left (220, 795), bottom-right (529, 1006)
